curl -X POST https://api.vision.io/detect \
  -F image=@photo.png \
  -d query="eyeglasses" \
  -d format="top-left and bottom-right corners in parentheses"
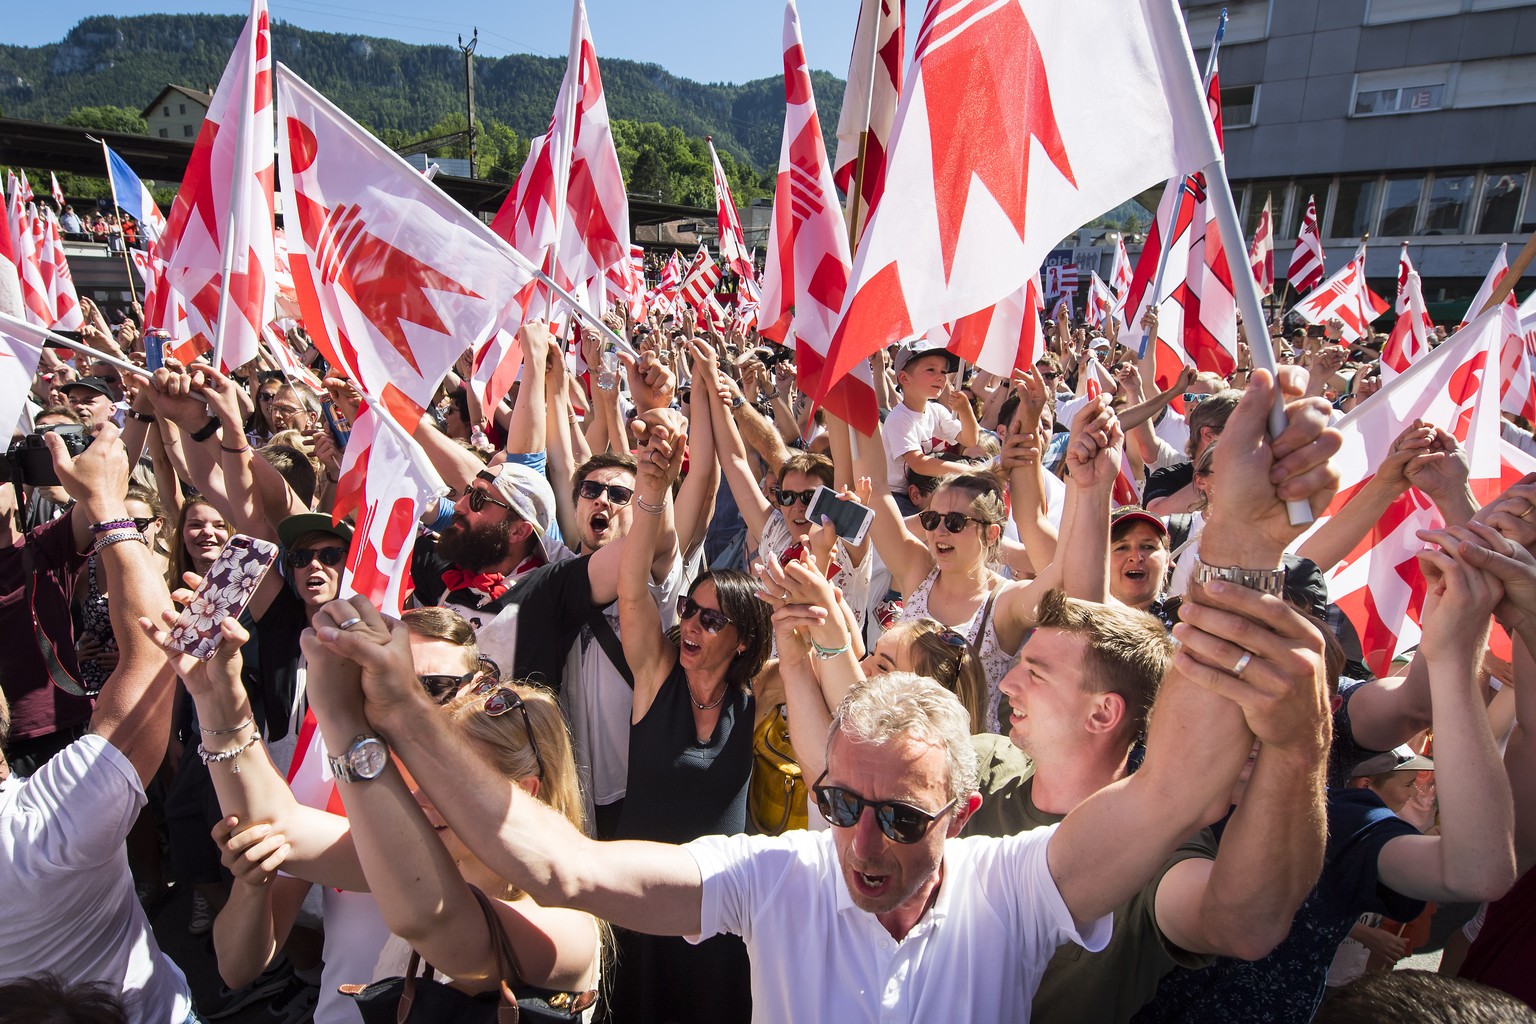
top-left (132, 517), bottom-right (157, 532)
top-left (811, 770), bottom-right (957, 844)
top-left (1182, 393), bottom-right (1213, 406)
top-left (577, 480), bottom-right (634, 505)
top-left (917, 511), bottom-right (986, 534)
top-left (418, 669), bottom-right (478, 705)
top-left (284, 546), bottom-right (347, 569)
top-left (270, 404), bottom-right (305, 416)
top-left (473, 682), bottom-right (546, 779)
top-left (677, 595), bottom-right (732, 634)
top-left (775, 488), bottom-right (817, 507)
top-left (259, 392), bottom-right (278, 403)
top-left (465, 486), bottom-right (514, 514)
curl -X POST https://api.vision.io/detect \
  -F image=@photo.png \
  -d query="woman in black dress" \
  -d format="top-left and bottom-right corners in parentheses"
top-left (611, 408), bottom-right (771, 1024)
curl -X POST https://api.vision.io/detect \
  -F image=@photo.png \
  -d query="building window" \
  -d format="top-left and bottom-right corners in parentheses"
top-left (1424, 174), bottom-right (1475, 233)
top-left (184, 124), bottom-right (195, 138)
top-left (1452, 55), bottom-right (1536, 109)
top-left (162, 105), bottom-right (170, 116)
top-left (1330, 179), bottom-right (1379, 239)
top-left (1352, 64), bottom-right (1452, 116)
top-left (1244, 180), bottom-right (1287, 235)
top-left (179, 103), bottom-right (186, 114)
top-left (158, 128), bottom-right (169, 139)
top-left (1365, 0), bottom-right (1460, 24)
top-left (1380, 176), bottom-right (1425, 236)
top-left (1219, 85), bottom-right (1259, 128)
top-left (1476, 169), bottom-right (1527, 234)
top-left (1294, 178), bottom-right (1332, 235)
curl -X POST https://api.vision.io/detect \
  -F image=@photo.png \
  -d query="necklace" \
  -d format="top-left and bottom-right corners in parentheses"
top-left (687, 678), bottom-right (727, 710)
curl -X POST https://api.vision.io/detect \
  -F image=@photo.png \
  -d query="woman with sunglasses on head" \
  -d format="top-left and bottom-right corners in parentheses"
top-left (840, 397), bottom-right (1122, 732)
top-left (141, 600), bottom-right (599, 1022)
top-left (609, 407), bottom-right (771, 1024)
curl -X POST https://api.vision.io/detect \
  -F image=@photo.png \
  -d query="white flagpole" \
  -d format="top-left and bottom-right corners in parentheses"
top-left (844, 0), bottom-right (881, 250)
top-left (0, 311), bottom-right (152, 381)
top-left (211, 0), bottom-right (261, 372)
top-left (542, 0), bottom-right (585, 321)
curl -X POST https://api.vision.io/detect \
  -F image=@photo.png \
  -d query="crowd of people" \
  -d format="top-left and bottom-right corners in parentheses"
top-left (55, 205), bottom-right (146, 252)
top-left (1, 287), bottom-right (1534, 1024)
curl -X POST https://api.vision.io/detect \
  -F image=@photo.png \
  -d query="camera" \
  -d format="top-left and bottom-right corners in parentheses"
top-left (2, 425), bottom-right (91, 488)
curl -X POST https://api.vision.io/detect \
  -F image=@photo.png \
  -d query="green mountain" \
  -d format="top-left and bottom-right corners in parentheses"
top-left (0, 14), bottom-right (844, 175)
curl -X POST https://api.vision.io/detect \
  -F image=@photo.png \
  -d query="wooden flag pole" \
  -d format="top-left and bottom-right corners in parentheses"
top-left (1478, 230), bottom-right (1536, 315)
top-left (88, 136), bottom-right (141, 307)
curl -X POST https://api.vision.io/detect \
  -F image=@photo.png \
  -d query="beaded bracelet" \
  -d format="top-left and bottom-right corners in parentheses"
top-left (197, 731), bottom-right (260, 773)
top-left (810, 638), bottom-right (852, 660)
top-left (93, 530), bottom-right (149, 555)
top-left (90, 519), bottom-right (136, 534)
top-left (200, 715), bottom-right (254, 736)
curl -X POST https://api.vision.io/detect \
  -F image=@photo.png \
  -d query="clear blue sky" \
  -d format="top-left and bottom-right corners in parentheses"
top-left (10, 1), bottom-right (864, 84)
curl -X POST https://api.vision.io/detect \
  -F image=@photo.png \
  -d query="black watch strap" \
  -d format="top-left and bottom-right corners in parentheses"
top-left (189, 416), bottom-right (222, 443)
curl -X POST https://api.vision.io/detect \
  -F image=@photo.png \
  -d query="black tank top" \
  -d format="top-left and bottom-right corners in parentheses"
top-left (617, 661), bottom-right (754, 844)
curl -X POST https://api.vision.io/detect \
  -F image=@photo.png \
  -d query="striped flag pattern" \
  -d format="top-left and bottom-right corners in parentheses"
top-left (708, 139), bottom-right (755, 283)
top-left (1292, 246), bottom-right (1389, 343)
top-left (1287, 194), bottom-right (1325, 293)
top-left (833, 0), bottom-right (905, 237)
top-left (645, 250), bottom-right (684, 317)
top-left (679, 245), bottom-right (721, 316)
top-left (1248, 193), bottom-right (1273, 297)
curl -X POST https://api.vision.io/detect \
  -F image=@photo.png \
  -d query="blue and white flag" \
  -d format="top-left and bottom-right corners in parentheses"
top-left (102, 144), bottom-right (168, 246)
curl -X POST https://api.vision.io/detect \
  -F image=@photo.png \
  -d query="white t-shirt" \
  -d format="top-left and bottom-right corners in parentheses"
top-left (883, 402), bottom-right (962, 491)
top-left (0, 734), bottom-right (193, 1024)
top-left (686, 825), bottom-right (1109, 1023)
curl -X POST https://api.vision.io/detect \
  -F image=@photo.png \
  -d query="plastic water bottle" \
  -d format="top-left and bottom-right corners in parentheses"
top-left (598, 343), bottom-right (620, 391)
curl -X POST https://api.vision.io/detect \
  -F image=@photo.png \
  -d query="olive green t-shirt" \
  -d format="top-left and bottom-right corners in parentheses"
top-left (964, 734), bottom-right (1218, 1024)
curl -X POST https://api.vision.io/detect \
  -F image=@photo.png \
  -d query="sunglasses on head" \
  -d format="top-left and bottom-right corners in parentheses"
top-left (418, 669), bottom-right (478, 705)
top-left (917, 511), bottom-right (986, 534)
top-left (677, 595), bottom-right (732, 634)
top-left (472, 681), bottom-right (547, 779)
top-left (466, 486), bottom-right (514, 514)
top-left (775, 488), bottom-right (817, 507)
top-left (935, 628), bottom-right (967, 650)
top-left (811, 770), bottom-right (957, 844)
top-left (578, 480), bottom-right (634, 505)
top-left (284, 546), bottom-right (347, 569)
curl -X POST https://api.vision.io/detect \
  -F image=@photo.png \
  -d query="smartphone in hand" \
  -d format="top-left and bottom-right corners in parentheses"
top-left (806, 486), bottom-right (874, 546)
top-left (162, 536), bottom-right (280, 660)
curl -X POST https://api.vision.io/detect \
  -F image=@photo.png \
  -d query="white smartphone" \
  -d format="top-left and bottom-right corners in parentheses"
top-left (806, 486), bottom-right (874, 546)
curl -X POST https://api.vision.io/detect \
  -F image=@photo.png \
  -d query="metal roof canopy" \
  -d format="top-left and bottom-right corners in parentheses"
top-left (0, 117), bottom-right (707, 225)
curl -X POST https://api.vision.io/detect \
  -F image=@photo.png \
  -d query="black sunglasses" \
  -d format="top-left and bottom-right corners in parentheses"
top-left (466, 486), bottom-right (513, 514)
top-left (677, 595), bottom-right (732, 634)
top-left (811, 769), bottom-right (958, 844)
top-left (132, 517), bottom-right (157, 532)
top-left (284, 546), bottom-right (347, 569)
top-left (917, 511), bottom-right (986, 534)
top-left (775, 488), bottom-right (817, 507)
top-left (935, 628), bottom-right (967, 650)
top-left (473, 682), bottom-right (546, 779)
top-left (418, 669), bottom-right (478, 705)
top-left (578, 480), bottom-right (634, 505)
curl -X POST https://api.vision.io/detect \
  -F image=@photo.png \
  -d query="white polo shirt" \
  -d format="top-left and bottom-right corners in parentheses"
top-left (686, 824), bottom-right (1109, 1023)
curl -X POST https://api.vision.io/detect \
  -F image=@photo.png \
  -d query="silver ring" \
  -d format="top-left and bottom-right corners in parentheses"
top-left (1233, 652), bottom-right (1253, 678)
top-left (336, 616), bottom-right (364, 631)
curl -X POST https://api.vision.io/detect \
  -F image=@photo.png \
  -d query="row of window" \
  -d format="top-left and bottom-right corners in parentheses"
top-left (1181, 0), bottom-right (1536, 42)
top-left (1235, 167), bottom-right (1533, 240)
top-left (155, 125), bottom-right (197, 139)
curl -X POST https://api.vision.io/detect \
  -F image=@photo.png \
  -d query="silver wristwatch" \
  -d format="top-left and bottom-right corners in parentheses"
top-left (328, 735), bottom-right (389, 783)
top-left (1193, 558), bottom-right (1286, 597)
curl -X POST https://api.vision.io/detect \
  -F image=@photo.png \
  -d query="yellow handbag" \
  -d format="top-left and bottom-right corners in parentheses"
top-left (748, 703), bottom-right (808, 834)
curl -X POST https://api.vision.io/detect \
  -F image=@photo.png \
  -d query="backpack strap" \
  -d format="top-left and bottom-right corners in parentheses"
top-left (587, 606), bottom-right (635, 689)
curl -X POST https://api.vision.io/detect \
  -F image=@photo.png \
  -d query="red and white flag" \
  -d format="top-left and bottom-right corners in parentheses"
top-left (490, 0), bottom-right (630, 329)
top-left (333, 404), bottom-right (443, 615)
top-left (1287, 194), bottom-right (1325, 294)
top-left (0, 191), bottom-right (20, 319)
top-left (679, 245), bottom-right (722, 316)
top-left (38, 210), bottom-right (83, 330)
top-left (1076, 352), bottom-right (1141, 504)
top-left (277, 65), bottom-right (543, 427)
top-left (154, 0), bottom-right (275, 370)
top-left (1305, 304), bottom-right (1532, 676)
top-left (262, 323), bottom-right (326, 395)
top-left (0, 313), bottom-right (50, 433)
top-left (760, 0), bottom-right (878, 428)
top-left (15, 172), bottom-right (34, 205)
top-left (49, 173), bottom-right (64, 211)
top-left (1380, 267), bottom-right (1431, 384)
top-left (1292, 246), bottom-right (1389, 344)
top-left (271, 226), bottom-right (303, 321)
top-left (12, 199), bottom-right (51, 327)
top-left (1248, 192), bottom-right (1273, 298)
top-left (1086, 271), bottom-right (1114, 330)
top-left (1459, 242), bottom-right (1508, 330)
top-left (645, 251), bottom-right (684, 317)
top-left (709, 139), bottom-right (755, 283)
top-left (940, 273), bottom-right (1045, 379)
top-left (608, 243), bottom-right (647, 322)
top-left (1498, 294), bottom-right (1536, 422)
top-left (834, 0), bottom-right (906, 238)
top-left (1108, 236), bottom-right (1133, 327)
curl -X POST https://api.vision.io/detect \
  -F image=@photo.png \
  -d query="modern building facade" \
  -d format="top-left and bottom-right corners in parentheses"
top-left (1194, 0), bottom-right (1536, 310)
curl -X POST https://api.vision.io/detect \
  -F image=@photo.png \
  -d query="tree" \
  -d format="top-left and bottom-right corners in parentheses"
top-left (63, 105), bottom-right (149, 135)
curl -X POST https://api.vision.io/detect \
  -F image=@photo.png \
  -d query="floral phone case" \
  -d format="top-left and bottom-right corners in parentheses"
top-left (163, 535), bottom-right (280, 660)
